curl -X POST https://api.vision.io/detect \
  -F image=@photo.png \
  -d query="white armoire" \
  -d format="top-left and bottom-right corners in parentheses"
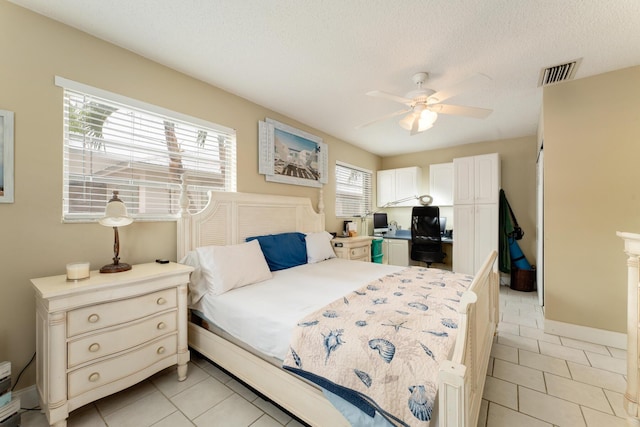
top-left (453, 153), bottom-right (500, 275)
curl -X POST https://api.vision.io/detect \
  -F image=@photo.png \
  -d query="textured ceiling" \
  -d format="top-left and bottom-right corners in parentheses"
top-left (9, 0), bottom-right (640, 156)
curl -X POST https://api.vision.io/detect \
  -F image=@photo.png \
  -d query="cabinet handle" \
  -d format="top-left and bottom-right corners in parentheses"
top-left (156, 297), bottom-right (167, 305)
top-left (88, 343), bottom-right (100, 352)
top-left (88, 314), bottom-right (100, 323)
top-left (89, 372), bottom-right (100, 382)
top-left (157, 322), bottom-right (166, 330)
top-left (157, 346), bottom-right (166, 355)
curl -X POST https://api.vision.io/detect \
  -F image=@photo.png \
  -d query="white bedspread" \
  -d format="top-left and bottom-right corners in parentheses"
top-left (192, 258), bottom-right (403, 360)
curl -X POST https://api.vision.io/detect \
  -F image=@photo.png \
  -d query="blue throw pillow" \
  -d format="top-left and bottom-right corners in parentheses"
top-left (246, 232), bottom-right (307, 271)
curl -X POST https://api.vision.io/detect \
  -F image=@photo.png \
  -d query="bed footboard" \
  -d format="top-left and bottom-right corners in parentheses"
top-left (438, 251), bottom-right (498, 427)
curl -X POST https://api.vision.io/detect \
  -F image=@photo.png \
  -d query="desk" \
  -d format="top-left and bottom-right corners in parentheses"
top-left (374, 231), bottom-right (453, 269)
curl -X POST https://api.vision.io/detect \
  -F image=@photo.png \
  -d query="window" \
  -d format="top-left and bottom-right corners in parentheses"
top-left (57, 77), bottom-right (236, 222)
top-left (335, 161), bottom-right (372, 218)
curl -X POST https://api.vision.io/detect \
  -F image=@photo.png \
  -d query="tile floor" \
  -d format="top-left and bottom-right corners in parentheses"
top-left (20, 286), bottom-right (630, 427)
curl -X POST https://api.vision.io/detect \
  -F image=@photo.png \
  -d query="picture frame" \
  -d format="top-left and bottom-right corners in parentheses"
top-left (0, 110), bottom-right (14, 203)
top-left (259, 118), bottom-right (328, 188)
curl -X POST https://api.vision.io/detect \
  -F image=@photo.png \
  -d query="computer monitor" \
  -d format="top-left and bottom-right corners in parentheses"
top-left (373, 213), bottom-right (389, 234)
top-left (439, 217), bottom-right (447, 234)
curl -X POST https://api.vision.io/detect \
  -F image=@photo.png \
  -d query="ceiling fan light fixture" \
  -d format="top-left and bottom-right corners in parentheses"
top-left (419, 109), bottom-right (438, 128)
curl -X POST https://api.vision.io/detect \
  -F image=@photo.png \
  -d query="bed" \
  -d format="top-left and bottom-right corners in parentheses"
top-left (177, 190), bottom-right (498, 426)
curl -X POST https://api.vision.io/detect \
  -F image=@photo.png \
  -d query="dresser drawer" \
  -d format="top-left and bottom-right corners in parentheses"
top-left (68, 334), bottom-right (177, 398)
top-left (67, 311), bottom-right (177, 368)
top-left (349, 245), bottom-right (370, 258)
top-left (67, 288), bottom-right (176, 337)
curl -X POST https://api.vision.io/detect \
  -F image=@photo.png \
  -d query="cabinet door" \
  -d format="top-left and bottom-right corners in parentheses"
top-left (429, 163), bottom-right (454, 206)
top-left (474, 203), bottom-right (499, 272)
top-left (377, 170), bottom-right (395, 207)
top-left (453, 205), bottom-right (475, 275)
top-left (388, 239), bottom-right (409, 266)
top-left (395, 167), bottom-right (421, 206)
top-left (474, 153), bottom-right (500, 204)
top-left (453, 157), bottom-right (474, 205)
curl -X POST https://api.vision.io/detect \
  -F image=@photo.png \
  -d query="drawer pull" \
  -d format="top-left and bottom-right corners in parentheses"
top-left (157, 322), bottom-right (166, 330)
top-left (157, 346), bottom-right (166, 355)
top-left (88, 314), bottom-right (100, 323)
top-left (89, 372), bottom-right (100, 382)
top-left (156, 297), bottom-right (167, 305)
top-left (88, 343), bottom-right (100, 353)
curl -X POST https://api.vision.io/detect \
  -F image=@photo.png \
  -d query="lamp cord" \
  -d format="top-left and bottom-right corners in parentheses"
top-left (11, 351), bottom-right (36, 391)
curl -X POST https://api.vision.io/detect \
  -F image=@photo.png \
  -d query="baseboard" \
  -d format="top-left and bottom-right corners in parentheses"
top-left (544, 319), bottom-right (627, 350)
top-left (13, 384), bottom-right (39, 410)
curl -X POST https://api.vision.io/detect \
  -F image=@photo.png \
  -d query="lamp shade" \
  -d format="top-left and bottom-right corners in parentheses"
top-left (99, 191), bottom-right (133, 227)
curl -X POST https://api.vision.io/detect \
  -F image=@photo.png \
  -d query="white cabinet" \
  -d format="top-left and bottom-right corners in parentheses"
top-left (377, 167), bottom-right (422, 207)
top-left (453, 154), bottom-right (500, 205)
top-left (31, 263), bottom-right (193, 427)
top-left (382, 238), bottom-right (410, 266)
top-left (429, 162), bottom-right (454, 206)
top-left (453, 153), bottom-right (500, 275)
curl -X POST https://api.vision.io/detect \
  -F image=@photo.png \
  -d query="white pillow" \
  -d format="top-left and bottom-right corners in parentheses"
top-left (195, 240), bottom-right (272, 296)
top-left (305, 231), bottom-right (336, 263)
top-left (179, 250), bottom-right (207, 305)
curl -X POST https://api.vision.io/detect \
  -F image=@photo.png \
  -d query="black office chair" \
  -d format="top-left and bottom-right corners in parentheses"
top-left (410, 206), bottom-right (446, 267)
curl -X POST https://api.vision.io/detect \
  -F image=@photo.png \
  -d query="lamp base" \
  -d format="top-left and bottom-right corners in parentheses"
top-left (100, 262), bottom-right (132, 273)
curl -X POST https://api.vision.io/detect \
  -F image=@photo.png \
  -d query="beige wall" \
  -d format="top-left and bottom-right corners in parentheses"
top-left (0, 2), bottom-right (381, 385)
top-left (543, 66), bottom-right (640, 333)
top-left (380, 136), bottom-right (538, 265)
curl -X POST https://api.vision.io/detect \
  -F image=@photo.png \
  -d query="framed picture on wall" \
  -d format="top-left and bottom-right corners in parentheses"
top-left (258, 118), bottom-right (328, 188)
top-left (0, 110), bottom-right (14, 203)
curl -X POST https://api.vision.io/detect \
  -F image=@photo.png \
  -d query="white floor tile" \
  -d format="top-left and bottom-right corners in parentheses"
top-left (607, 347), bottom-right (627, 360)
top-left (151, 410), bottom-right (195, 427)
top-left (152, 362), bottom-right (210, 397)
top-left (501, 313), bottom-right (539, 328)
top-left (519, 325), bottom-right (561, 344)
top-left (225, 378), bottom-right (258, 402)
top-left (567, 361), bottom-right (628, 393)
top-left (485, 402), bottom-right (552, 427)
top-left (193, 394), bottom-right (263, 427)
top-left (518, 349), bottom-right (570, 378)
top-left (67, 404), bottom-right (107, 427)
top-left (518, 386), bottom-right (586, 426)
top-left (604, 389), bottom-right (627, 418)
top-left (544, 372), bottom-right (612, 413)
top-left (492, 359), bottom-right (546, 392)
top-left (539, 341), bottom-right (590, 365)
top-left (585, 351), bottom-right (627, 375)
top-left (477, 399), bottom-right (489, 427)
top-left (490, 342), bottom-right (519, 363)
top-left (94, 380), bottom-right (157, 416)
top-left (497, 332), bottom-right (540, 353)
top-left (250, 414), bottom-right (284, 427)
top-left (582, 406), bottom-right (629, 427)
top-left (253, 397), bottom-right (293, 425)
top-left (482, 376), bottom-right (518, 410)
top-left (103, 390), bottom-right (176, 427)
top-left (171, 377), bottom-right (234, 420)
top-left (560, 337), bottom-right (610, 355)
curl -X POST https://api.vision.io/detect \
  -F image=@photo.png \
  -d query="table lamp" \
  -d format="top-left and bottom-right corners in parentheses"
top-left (99, 190), bottom-right (133, 273)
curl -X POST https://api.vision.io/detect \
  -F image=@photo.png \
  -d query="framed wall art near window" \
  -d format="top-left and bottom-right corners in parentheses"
top-left (259, 118), bottom-right (328, 188)
top-left (0, 110), bottom-right (14, 203)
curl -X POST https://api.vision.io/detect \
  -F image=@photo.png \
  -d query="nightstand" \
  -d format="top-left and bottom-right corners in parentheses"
top-left (31, 262), bottom-right (193, 427)
top-left (331, 236), bottom-right (374, 262)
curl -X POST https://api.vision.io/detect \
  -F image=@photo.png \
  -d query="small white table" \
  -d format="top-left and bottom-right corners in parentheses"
top-left (331, 236), bottom-right (374, 262)
top-left (31, 262), bottom-right (193, 427)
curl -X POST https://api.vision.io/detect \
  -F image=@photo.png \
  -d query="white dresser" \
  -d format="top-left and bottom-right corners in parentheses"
top-left (331, 236), bottom-right (374, 262)
top-left (618, 231), bottom-right (640, 425)
top-left (31, 262), bottom-right (193, 427)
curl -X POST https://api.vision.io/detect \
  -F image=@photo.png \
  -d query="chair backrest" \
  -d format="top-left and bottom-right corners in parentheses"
top-left (411, 206), bottom-right (446, 265)
top-left (411, 206), bottom-right (442, 244)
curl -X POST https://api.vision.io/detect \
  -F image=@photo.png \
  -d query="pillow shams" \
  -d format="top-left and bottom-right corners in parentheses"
top-left (195, 239), bottom-right (272, 296)
top-left (246, 232), bottom-right (307, 271)
top-left (305, 231), bottom-right (336, 263)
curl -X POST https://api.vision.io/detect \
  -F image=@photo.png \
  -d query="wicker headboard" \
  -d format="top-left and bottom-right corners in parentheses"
top-left (177, 190), bottom-right (326, 260)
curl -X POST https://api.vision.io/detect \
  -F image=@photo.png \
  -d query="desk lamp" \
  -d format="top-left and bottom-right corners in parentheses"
top-left (99, 190), bottom-right (133, 273)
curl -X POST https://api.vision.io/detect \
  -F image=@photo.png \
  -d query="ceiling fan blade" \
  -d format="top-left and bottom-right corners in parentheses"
top-left (355, 109), bottom-right (411, 129)
top-left (428, 73), bottom-right (492, 103)
top-left (429, 103), bottom-right (493, 119)
top-left (366, 90), bottom-right (413, 105)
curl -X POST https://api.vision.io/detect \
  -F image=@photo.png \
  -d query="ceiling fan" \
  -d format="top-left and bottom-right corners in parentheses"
top-left (358, 72), bottom-right (493, 135)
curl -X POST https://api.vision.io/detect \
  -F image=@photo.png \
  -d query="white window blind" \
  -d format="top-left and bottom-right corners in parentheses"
top-left (335, 161), bottom-right (372, 218)
top-left (57, 77), bottom-right (236, 222)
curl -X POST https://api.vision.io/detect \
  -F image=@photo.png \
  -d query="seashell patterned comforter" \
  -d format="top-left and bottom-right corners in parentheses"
top-left (282, 266), bottom-right (474, 427)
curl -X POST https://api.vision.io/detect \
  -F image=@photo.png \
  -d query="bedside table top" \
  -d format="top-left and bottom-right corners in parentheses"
top-left (31, 262), bottom-right (194, 300)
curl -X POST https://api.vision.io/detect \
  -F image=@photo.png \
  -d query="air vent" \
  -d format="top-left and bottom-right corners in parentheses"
top-left (538, 58), bottom-right (582, 87)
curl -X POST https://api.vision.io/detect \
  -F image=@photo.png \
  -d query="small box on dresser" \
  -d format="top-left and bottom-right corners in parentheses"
top-left (31, 262), bottom-right (193, 427)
